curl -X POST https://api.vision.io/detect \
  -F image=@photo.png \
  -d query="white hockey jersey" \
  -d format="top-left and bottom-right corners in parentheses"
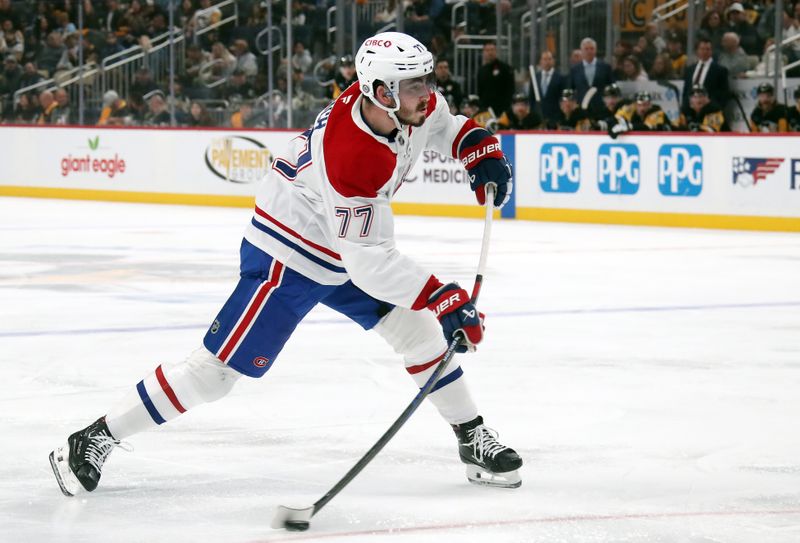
top-left (244, 83), bottom-right (480, 310)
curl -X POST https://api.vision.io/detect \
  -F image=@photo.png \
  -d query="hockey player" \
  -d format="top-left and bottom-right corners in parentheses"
top-left (591, 83), bottom-right (634, 138)
top-left (630, 91), bottom-right (672, 131)
top-left (749, 82), bottom-right (788, 133)
top-left (49, 32), bottom-right (522, 498)
top-left (674, 85), bottom-right (729, 132)
top-left (788, 87), bottom-right (800, 132)
top-left (550, 88), bottom-right (591, 131)
top-left (330, 54), bottom-right (358, 99)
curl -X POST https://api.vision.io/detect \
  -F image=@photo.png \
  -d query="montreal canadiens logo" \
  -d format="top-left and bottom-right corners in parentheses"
top-left (253, 356), bottom-right (270, 368)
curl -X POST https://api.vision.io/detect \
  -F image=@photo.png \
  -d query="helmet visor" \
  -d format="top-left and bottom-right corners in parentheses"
top-left (398, 73), bottom-right (436, 101)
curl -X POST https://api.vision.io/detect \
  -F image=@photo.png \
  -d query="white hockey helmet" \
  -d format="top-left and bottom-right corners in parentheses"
top-left (355, 32), bottom-right (434, 114)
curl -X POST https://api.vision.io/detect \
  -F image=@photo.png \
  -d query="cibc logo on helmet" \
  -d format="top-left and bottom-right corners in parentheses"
top-left (364, 39), bottom-right (392, 47)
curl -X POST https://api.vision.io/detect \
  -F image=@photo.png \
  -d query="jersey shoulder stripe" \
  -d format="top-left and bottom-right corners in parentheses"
top-left (322, 84), bottom-right (396, 198)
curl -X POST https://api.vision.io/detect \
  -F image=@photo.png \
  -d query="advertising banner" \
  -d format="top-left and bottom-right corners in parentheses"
top-left (515, 132), bottom-right (800, 227)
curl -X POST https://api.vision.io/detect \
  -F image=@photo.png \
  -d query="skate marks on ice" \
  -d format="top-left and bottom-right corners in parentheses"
top-left (2, 199), bottom-right (800, 541)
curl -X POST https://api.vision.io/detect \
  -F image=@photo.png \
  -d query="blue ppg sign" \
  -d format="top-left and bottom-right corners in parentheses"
top-left (597, 144), bottom-right (640, 194)
top-left (658, 144), bottom-right (703, 196)
top-left (540, 143), bottom-right (580, 193)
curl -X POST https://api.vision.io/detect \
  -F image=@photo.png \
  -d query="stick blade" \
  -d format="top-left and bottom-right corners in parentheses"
top-left (271, 505), bottom-right (314, 530)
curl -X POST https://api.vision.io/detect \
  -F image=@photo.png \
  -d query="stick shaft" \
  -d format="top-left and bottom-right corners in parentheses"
top-left (311, 186), bottom-right (496, 517)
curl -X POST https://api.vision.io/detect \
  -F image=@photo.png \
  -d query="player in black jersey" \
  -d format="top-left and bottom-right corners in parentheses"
top-left (674, 85), bottom-right (730, 132)
top-left (788, 87), bottom-right (800, 132)
top-left (550, 88), bottom-right (591, 131)
top-left (749, 82), bottom-right (788, 132)
top-left (630, 91), bottom-right (672, 131)
top-left (591, 83), bottom-right (635, 137)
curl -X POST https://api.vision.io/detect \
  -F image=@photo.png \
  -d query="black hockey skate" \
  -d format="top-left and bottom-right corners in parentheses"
top-left (452, 416), bottom-right (522, 488)
top-left (49, 416), bottom-right (130, 497)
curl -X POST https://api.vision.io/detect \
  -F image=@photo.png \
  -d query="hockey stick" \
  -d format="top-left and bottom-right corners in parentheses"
top-left (581, 86), bottom-right (597, 111)
top-left (271, 185), bottom-right (496, 532)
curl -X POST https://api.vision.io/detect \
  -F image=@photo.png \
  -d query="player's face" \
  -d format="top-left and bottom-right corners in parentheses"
top-left (603, 95), bottom-right (619, 110)
top-left (636, 102), bottom-right (649, 117)
top-left (758, 92), bottom-right (773, 108)
top-left (690, 94), bottom-right (707, 111)
top-left (395, 75), bottom-right (434, 127)
top-left (560, 98), bottom-right (575, 115)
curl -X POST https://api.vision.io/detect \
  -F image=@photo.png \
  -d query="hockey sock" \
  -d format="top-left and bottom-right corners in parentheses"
top-left (105, 347), bottom-right (242, 439)
top-left (406, 351), bottom-right (478, 425)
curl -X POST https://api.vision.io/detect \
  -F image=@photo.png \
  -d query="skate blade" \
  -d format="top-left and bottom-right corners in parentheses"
top-left (271, 505), bottom-right (314, 530)
top-left (49, 445), bottom-right (81, 497)
top-left (465, 465), bottom-right (522, 489)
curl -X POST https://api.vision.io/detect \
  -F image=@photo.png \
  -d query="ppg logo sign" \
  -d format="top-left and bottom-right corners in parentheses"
top-left (597, 143), bottom-right (639, 195)
top-left (540, 143), bottom-right (580, 193)
top-left (658, 144), bottom-right (703, 196)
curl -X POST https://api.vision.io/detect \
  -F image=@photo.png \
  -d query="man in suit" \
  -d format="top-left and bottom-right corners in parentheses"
top-left (529, 50), bottom-right (566, 125)
top-left (569, 37), bottom-right (614, 115)
top-left (682, 37), bottom-right (730, 109)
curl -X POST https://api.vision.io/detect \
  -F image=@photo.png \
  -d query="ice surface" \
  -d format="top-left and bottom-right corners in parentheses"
top-left (1, 197), bottom-right (799, 543)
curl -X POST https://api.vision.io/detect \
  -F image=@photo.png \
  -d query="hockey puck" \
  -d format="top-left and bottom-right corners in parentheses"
top-left (285, 520), bottom-right (310, 532)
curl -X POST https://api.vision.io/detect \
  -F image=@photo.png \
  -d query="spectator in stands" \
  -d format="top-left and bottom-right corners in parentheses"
top-left (100, 31), bottom-right (125, 62)
top-left (54, 32), bottom-right (80, 74)
top-left (374, 0), bottom-right (399, 24)
top-left (782, 10), bottom-right (800, 64)
top-left (131, 66), bottom-right (159, 97)
top-left (787, 87), bottom-right (800, 131)
top-left (621, 55), bottom-right (649, 81)
top-left (19, 61), bottom-right (43, 89)
top-left (700, 10), bottom-right (725, 54)
top-left (750, 82), bottom-right (788, 132)
top-left (145, 12), bottom-right (169, 39)
top-left (36, 89), bottom-right (56, 124)
top-left (37, 31), bottom-right (65, 76)
top-left (434, 57), bottom-right (463, 115)
top-left (144, 89), bottom-right (171, 126)
top-left (51, 87), bottom-right (72, 124)
top-left (97, 90), bottom-right (130, 125)
top-left (126, 92), bottom-right (147, 124)
top-left (1, 54), bottom-right (21, 94)
top-left (208, 40), bottom-right (236, 80)
top-left (569, 37), bottom-right (614, 115)
top-left (187, 100), bottom-right (214, 127)
top-left (666, 31), bottom-right (687, 77)
top-left (477, 41), bottom-right (514, 117)
top-left (103, 0), bottom-right (128, 34)
top-left (230, 100), bottom-right (255, 128)
top-left (551, 88), bottom-right (591, 131)
top-left (745, 37), bottom-right (781, 77)
top-left (630, 91), bottom-right (671, 131)
top-left (291, 41), bottom-right (312, 74)
top-left (330, 54), bottom-right (357, 99)
top-left (183, 43), bottom-right (211, 90)
top-left (232, 39), bottom-right (258, 78)
top-left (674, 84), bottom-right (729, 132)
top-left (54, 10), bottom-right (77, 36)
top-left (123, 0), bottom-right (148, 38)
top-left (718, 32), bottom-right (751, 78)
top-left (682, 38), bottom-right (729, 109)
top-left (725, 2), bottom-right (761, 55)
top-left (12, 91), bottom-right (38, 123)
top-left (187, 0), bottom-right (221, 39)
top-left (1, 20), bottom-right (24, 61)
top-left (507, 92), bottom-right (542, 129)
top-left (0, 0), bottom-right (19, 29)
top-left (649, 52), bottom-right (675, 80)
top-left (611, 40), bottom-right (633, 80)
top-left (530, 49), bottom-right (566, 125)
top-left (633, 23), bottom-right (665, 71)
top-left (220, 68), bottom-right (255, 101)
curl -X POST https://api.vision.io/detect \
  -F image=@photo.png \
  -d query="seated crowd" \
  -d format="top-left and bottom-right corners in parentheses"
top-left (1, 0), bottom-right (799, 132)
